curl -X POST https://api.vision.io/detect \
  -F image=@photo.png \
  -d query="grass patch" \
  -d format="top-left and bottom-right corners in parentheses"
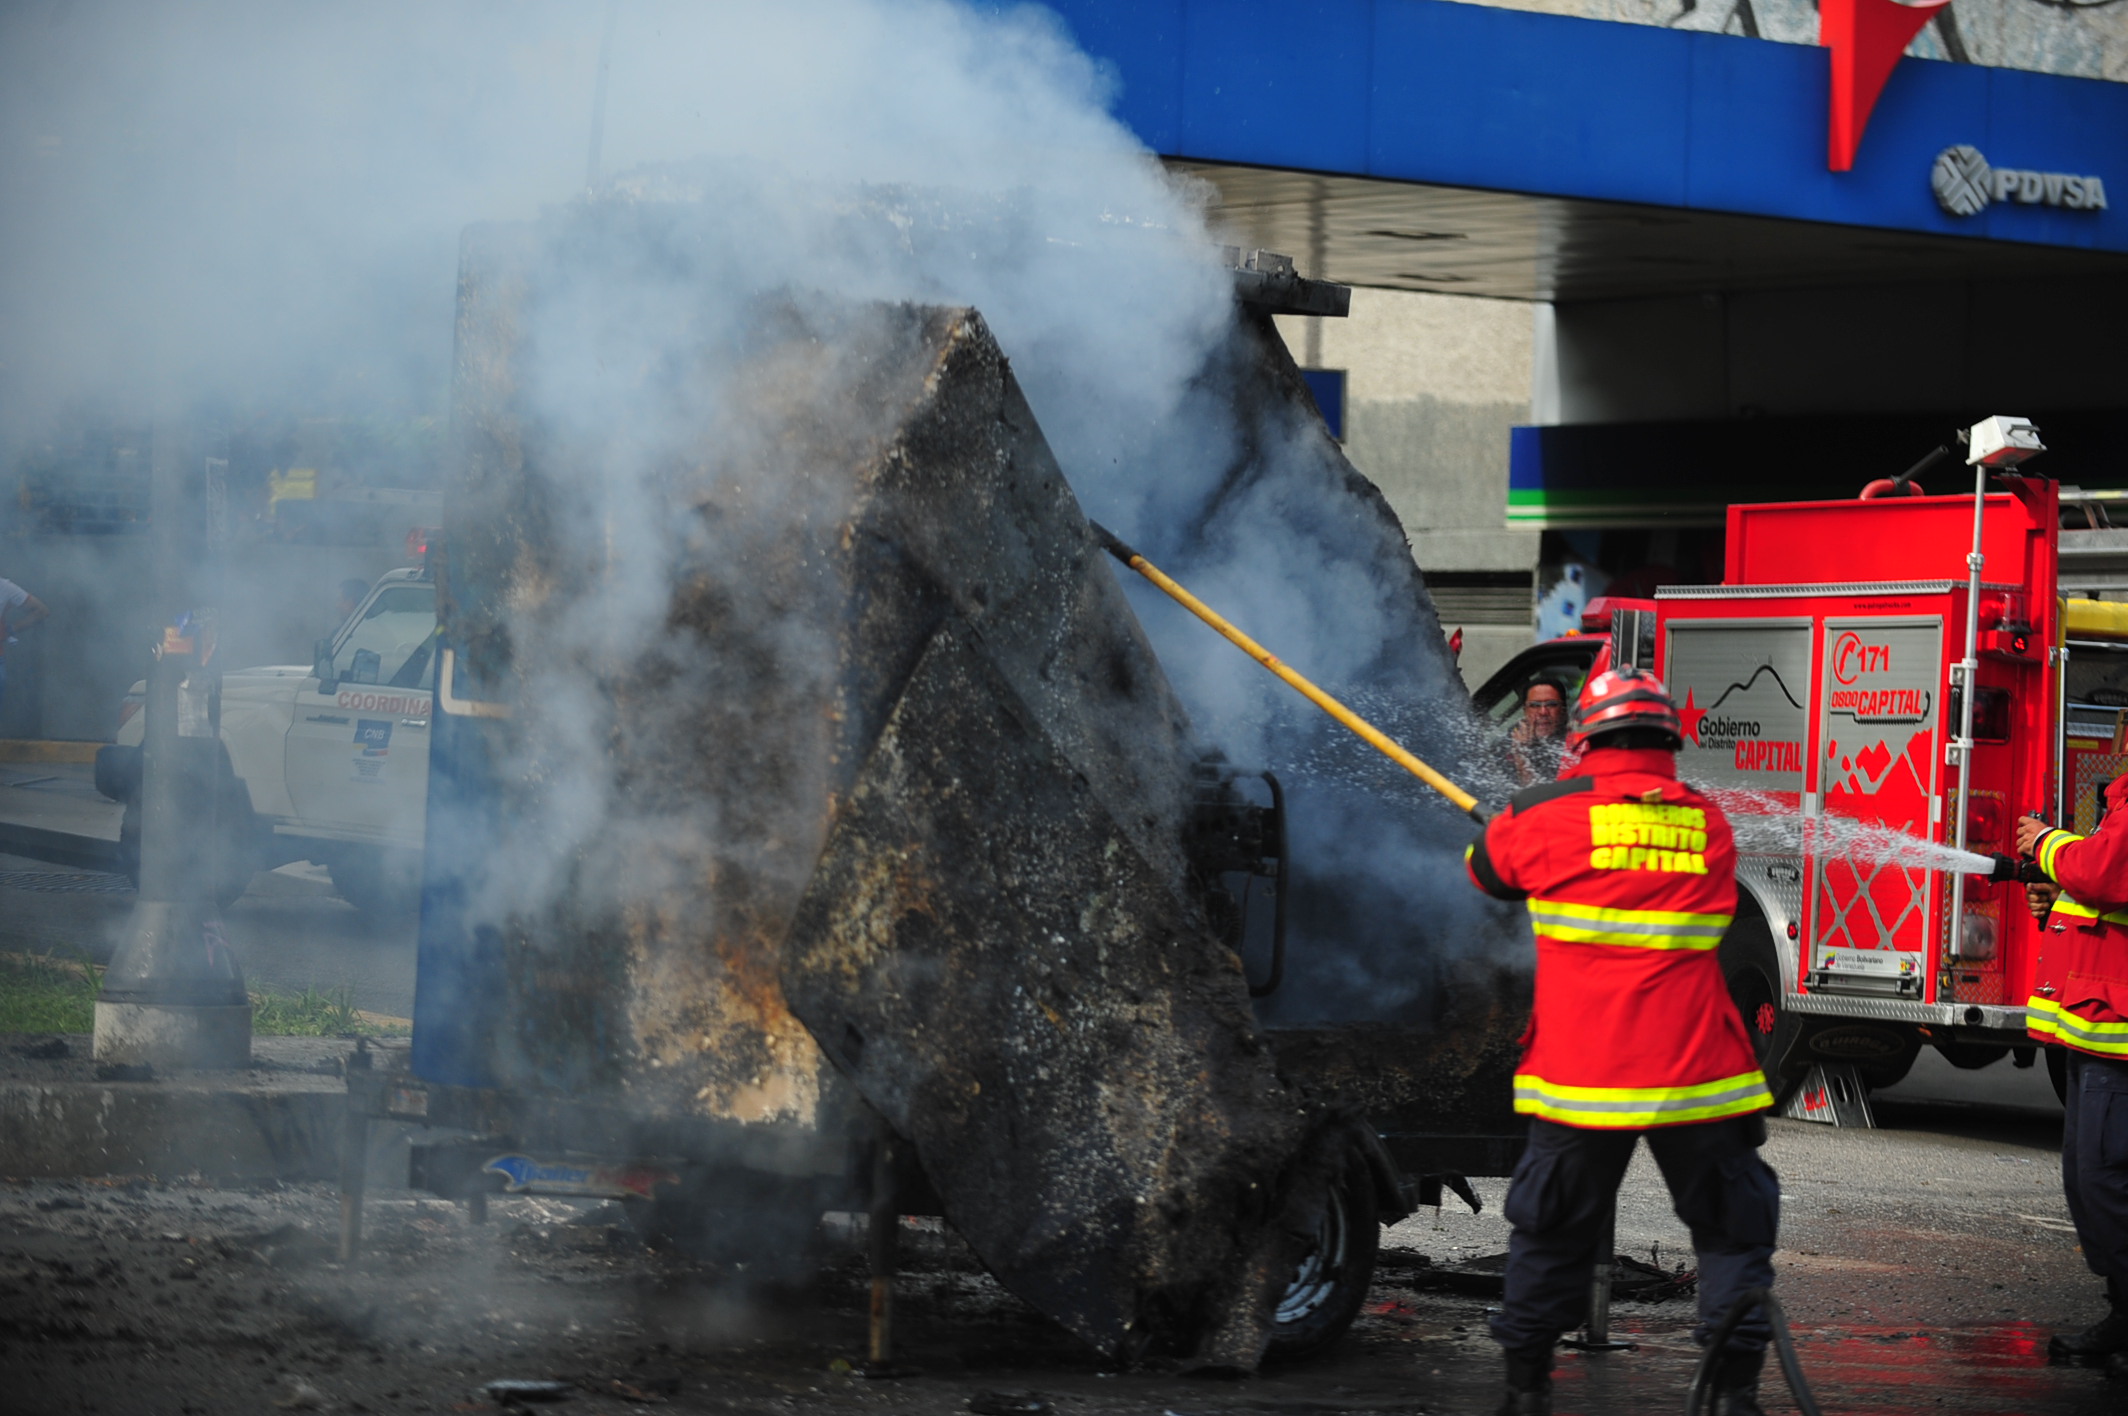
top-left (0, 951), bottom-right (406, 1037)
top-left (0, 951), bottom-right (100, 1033)
top-left (249, 984), bottom-right (371, 1037)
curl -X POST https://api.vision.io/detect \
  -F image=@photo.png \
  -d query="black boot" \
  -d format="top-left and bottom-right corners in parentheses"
top-left (2048, 1283), bottom-right (2128, 1361)
top-left (1494, 1346), bottom-right (1552, 1416)
top-left (1710, 1348), bottom-right (1766, 1416)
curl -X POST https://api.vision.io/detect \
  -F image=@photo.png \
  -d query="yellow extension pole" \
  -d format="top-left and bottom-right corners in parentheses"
top-left (1090, 523), bottom-right (1489, 825)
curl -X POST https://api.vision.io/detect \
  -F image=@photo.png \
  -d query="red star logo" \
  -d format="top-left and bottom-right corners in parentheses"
top-left (1677, 688), bottom-right (1707, 747)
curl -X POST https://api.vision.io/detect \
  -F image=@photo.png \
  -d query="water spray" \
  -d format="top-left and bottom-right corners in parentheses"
top-left (1091, 523), bottom-right (1489, 825)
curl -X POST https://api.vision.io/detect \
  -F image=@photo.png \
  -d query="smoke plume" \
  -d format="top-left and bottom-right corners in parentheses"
top-left (1, 1), bottom-right (1523, 1031)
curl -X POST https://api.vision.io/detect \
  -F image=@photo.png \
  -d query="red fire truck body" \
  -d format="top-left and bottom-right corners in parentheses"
top-left (1650, 477), bottom-right (2061, 1087)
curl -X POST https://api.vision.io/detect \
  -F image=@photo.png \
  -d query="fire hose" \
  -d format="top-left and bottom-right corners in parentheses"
top-left (1090, 523), bottom-right (1488, 825)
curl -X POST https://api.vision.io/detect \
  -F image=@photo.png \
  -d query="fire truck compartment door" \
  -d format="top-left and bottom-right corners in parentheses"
top-left (1664, 618), bottom-right (1813, 796)
top-left (1810, 617), bottom-right (1943, 994)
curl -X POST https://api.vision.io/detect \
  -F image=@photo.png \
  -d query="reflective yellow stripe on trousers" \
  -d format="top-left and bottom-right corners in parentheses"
top-left (1513, 1071), bottom-right (1773, 1128)
top-left (2026, 996), bottom-right (2128, 1056)
top-left (1526, 898), bottom-right (1734, 950)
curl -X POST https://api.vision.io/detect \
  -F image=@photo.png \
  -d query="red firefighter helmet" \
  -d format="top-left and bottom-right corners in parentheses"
top-left (1568, 664), bottom-right (1682, 750)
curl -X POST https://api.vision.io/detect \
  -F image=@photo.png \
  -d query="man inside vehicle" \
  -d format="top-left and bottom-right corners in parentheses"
top-left (1507, 680), bottom-right (1570, 785)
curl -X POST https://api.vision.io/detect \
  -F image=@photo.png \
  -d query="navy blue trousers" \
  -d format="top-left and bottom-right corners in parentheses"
top-left (1490, 1115), bottom-right (1781, 1355)
top-left (2062, 1050), bottom-right (2128, 1292)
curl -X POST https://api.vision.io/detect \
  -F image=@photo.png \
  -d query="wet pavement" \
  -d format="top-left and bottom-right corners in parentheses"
top-left (3, 765), bottom-right (2117, 1410)
top-left (2, 1092), bottom-right (2120, 1415)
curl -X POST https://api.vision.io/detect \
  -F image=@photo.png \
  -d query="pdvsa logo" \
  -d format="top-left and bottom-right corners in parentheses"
top-left (1932, 145), bottom-right (2109, 218)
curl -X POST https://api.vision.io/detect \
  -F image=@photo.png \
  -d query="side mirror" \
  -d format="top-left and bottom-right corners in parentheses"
top-left (313, 637), bottom-right (336, 691)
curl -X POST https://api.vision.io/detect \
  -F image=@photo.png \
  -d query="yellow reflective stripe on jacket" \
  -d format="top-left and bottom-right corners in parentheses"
top-left (1525, 898), bottom-right (1734, 950)
top-left (2047, 894), bottom-right (2128, 929)
top-left (1513, 1071), bottom-right (1773, 1128)
top-left (2037, 829), bottom-right (2085, 880)
top-left (2027, 996), bottom-right (2128, 1056)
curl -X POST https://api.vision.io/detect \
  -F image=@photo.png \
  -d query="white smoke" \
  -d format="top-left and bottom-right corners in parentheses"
top-left (2, 0), bottom-right (1515, 1024)
top-left (0, 1), bottom-right (1227, 445)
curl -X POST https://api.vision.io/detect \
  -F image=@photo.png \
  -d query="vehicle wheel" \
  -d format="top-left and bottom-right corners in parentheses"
top-left (328, 849), bottom-right (423, 917)
top-left (93, 744), bottom-right (141, 804)
top-left (118, 793), bottom-right (257, 907)
top-left (1720, 917), bottom-right (1806, 1107)
top-left (1266, 1130), bottom-right (1380, 1362)
top-left (118, 797), bottom-right (141, 889)
top-left (2046, 1045), bottom-right (2069, 1106)
top-left (1936, 1042), bottom-right (2010, 1071)
top-left (1856, 1047), bottom-right (1918, 1092)
top-left (211, 771), bottom-right (262, 908)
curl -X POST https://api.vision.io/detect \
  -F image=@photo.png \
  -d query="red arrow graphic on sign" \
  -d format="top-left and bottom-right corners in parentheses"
top-left (1822, 0), bottom-right (1948, 173)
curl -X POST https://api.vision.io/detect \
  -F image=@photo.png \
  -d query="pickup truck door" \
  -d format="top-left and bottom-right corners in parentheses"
top-left (285, 582), bottom-right (437, 847)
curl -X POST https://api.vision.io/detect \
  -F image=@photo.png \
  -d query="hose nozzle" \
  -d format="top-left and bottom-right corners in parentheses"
top-left (1986, 852), bottom-right (2047, 885)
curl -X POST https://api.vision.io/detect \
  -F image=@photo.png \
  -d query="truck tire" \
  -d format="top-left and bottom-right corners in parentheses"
top-left (1935, 1042), bottom-right (2010, 1071)
top-left (212, 770), bottom-right (263, 907)
top-left (1266, 1130), bottom-right (1379, 1362)
top-left (117, 784), bottom-right (260, 909)
top-left (2046, 1045), bottom-right (2069, 1106)
top-left (1854, 1045), bottom-right (1918, 1092)
top-left (327, 848), bottom-right (423, 918)
top-left (94, 744), bottom-right (142, 803)
top-left (118, 797), bottom-right (140, 888)
top-left (1720, 917), bottom-right (1806, 1106)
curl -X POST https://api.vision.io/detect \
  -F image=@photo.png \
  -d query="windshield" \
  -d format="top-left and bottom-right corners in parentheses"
top-left (333, 584), bottom-right (437, 691)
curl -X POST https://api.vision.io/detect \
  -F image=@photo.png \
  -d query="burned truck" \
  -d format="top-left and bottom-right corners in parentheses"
top-left (341, 201), bottom-right (1529, 1368)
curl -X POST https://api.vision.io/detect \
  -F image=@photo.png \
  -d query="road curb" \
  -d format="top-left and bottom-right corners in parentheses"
top-left (0, 1035), bottom-right (406, 1183)
top-left (0, 1078), bottom-right (346, 1179)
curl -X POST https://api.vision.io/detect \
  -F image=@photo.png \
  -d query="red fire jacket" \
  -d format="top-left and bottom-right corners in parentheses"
top-left (1466, 746), bottom-right (1771, 1129)
top-left (2028, 774), bottom-right (2128, 1059)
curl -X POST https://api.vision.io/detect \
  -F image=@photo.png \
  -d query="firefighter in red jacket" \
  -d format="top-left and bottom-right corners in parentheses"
top-left (1466, 666), bottom-right (1779, 1416)
top-left (2016, 780), bottom-right (2128, 1378)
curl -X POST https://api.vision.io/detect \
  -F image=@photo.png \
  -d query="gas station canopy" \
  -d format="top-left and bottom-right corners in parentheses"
top-left (1174, 163), bottom-right (2128, 303)
top-left (1047, 0), bottom-right (2128, 301)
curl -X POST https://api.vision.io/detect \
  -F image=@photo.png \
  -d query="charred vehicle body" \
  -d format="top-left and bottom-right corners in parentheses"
top-left (341, 203), bottom-right (1531, 1368)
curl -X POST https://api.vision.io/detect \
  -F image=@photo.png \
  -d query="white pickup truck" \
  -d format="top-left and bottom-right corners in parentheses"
top-left (98, 568), bottom-right (436, 913)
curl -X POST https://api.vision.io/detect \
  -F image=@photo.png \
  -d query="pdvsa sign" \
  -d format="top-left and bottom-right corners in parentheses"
top-left (1932, 145), bottom-right (2110, 217)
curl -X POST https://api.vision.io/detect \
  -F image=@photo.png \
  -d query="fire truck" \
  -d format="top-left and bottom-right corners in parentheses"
top-left (1477, 418), bottom-right (2122, 1113)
